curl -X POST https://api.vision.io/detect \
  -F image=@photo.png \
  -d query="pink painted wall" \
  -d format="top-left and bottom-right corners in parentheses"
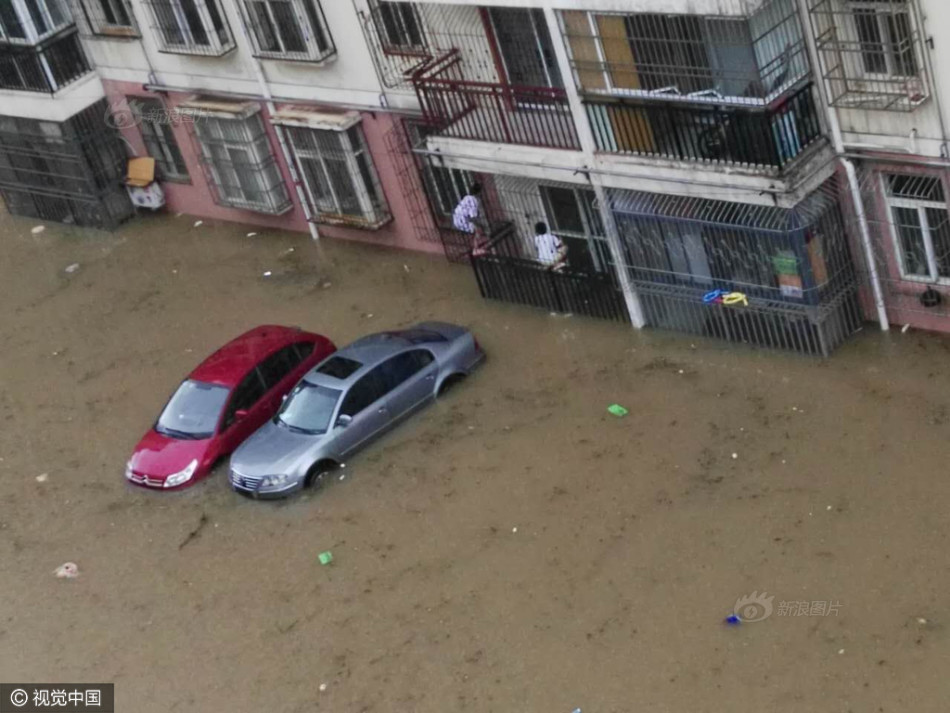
top-left (102, 79), bottom-right (443, 255)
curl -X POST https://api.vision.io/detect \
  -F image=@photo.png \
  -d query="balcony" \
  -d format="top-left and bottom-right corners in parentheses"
top-left (585, 81), bottom-right (822, 171)
top-left (0, 29), bottom-right (91, 93)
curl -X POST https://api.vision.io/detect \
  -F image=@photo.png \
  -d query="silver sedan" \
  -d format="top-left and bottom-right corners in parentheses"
top-left (228, 322), bottom-right (484, 498)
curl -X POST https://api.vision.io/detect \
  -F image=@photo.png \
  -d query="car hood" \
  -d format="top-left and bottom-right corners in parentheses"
top-left (231, 421), bottom-right (324, 477)
top-left (130, 429), bottom-right (212, 477)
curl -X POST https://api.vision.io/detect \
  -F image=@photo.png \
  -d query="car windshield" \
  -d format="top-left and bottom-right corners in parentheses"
top-left (156, 380), bottom-right (230, 439)
top-left (276, 382), bottom-right (341, 435)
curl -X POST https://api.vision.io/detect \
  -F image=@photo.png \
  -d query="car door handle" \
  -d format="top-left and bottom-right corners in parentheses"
top-left (378, 407), bottom-right (387, 414)
top-left (425, 374), bottom-right (435, 381)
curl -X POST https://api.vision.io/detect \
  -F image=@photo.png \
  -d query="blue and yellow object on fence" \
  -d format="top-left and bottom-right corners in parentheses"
top-left (703, 289), bottom-right (749, 307)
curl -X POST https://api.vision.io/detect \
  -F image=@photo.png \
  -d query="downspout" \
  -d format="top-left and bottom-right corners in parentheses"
top-left (228, 0), bottom-right (320, 240)
top-left (541, 7), bottom-right (645, 328)
top-left (796, 0), bottom-right (889, 331)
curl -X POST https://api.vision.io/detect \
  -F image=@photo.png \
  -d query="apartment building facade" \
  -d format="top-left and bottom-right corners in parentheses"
top-left (0, 0), bottom-right (945, 350)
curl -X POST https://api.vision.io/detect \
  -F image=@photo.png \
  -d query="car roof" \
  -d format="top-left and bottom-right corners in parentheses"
top-left (303, 329), bottom-right (444, 388)
top-left (189, 325), bottom-right (317, 388)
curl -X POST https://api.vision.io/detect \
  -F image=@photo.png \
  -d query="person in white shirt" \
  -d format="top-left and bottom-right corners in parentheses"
top-left (453, 183), bottom-right (489, 255)
top-left (533, 221), bottom-right (568, 271)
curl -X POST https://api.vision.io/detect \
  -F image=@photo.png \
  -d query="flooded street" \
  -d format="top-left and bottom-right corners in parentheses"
top-left (1, 211), bottom-right (949, 713)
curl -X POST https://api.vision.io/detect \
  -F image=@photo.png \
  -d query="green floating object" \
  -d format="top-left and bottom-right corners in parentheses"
top-left (607, 404), bottom-right (629, 417)
top-left (318, 551), bottom-right (333, 566)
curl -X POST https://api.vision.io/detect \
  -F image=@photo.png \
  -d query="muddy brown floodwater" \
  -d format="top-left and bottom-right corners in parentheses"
top-left (1, 210), bottom-right (949, 712)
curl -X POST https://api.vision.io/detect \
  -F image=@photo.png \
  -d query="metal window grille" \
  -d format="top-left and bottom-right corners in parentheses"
top-left (560, 0), bottom-right (810, 107)
top-left (0, 98), bottom-right (133, 228)
top-left (73, 0), bottom-right (138, 38)
top-left (128, 96), bottom-right (189, 182)
top-left (144, 0), bottom-right (234, 56)
top-left (192, 112), bottom-right (291, 214)
top-left (240, 0), bottom-right (334, 62)
top-left (375, 1), bottom-right (425, 55)
top-left (882, 173), bottom-right (950, 282)
top-left (0, 28), bottom-right (91, 92)
top-left (807, 0), bottom-right (929, 110)
top-left (286, 123), bottom-right (390, 229)
top-left (0, 0), bottom-right (73, 44)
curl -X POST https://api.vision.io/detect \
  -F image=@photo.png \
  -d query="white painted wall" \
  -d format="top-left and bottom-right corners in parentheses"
top-left (0, 72), bottom-right (104, 122)
top-left (82, 0), bottom-right (389, 109)
top-left (398, 0), bottom-right (770, 18)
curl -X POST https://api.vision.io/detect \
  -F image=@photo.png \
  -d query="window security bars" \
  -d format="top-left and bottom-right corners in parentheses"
top-left (884, 174), bottom-right (950, 283)
top-left (286, 124), bottom-right (390, 228)
top-left (585, 81), bottom-right (822, 171)
top-left (807, 0), bottom-right (928, 110)
top-left (560, 0), bottom-right (810, 107)
top-left (144, 0), bottom-right (234, 56)
top-left (375, 1), bottom-right (425, 56)
top-left (128, 97), bottom-right (190, 182)
top-left (0, 0), bottom-right (73, 44)
top-left (192, 112), bottom-right (291, 214)
top-left (240, 0), bottom-right (334, 62)
top-left (74, 0), bottom-right (137, 37)
top-left (0, 29), bottom-right (90, 92)
top-left (0, 98), bottom-right (134, 228)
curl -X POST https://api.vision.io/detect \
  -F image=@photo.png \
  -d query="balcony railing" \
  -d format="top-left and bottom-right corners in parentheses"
top-left (585, 82), bottom-right (822, 170)
top-left (413, 49), bottom-right (580, 150)
top-left (0, 29), bottom-right (90, 93)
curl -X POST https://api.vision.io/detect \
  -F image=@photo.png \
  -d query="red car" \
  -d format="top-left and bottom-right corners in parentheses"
top-left (126, 326), bottom-right (335, 490)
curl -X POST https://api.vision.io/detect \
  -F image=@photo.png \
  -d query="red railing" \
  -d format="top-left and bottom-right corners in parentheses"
top-left (411, 49), bottom-right (580, 150)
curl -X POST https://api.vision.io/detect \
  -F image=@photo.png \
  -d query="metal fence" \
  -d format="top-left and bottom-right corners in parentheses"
top-left (807, 0), bottom-right (928, 111)
top-left (0, 29), bottom-right (91, 92)
top-left (585, 81), bottom-right (821, 170)
top-left (0, 98), bottom-right (133, 229)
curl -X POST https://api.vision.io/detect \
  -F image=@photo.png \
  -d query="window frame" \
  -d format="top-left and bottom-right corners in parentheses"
top-left (849, 0), bottom-right (918, 80)
top-left (147, 0), bottom-right (235, 55)
top-left (128, 96), bottom-right (190, 182)
top-left (78, 0), bottom-right (138, 37)
top-left (286, 123), bottom-right (391, 229)
top-left (240, 0), bottom-right (335, 63)
top-left (374, 1), bottom-right (426, 57)
top-left (192, 111), bottom-right (291, 214)
top-left (883, 173), bottom-right (950, 284)
top-left (0, 0), bottom-right (73, 44)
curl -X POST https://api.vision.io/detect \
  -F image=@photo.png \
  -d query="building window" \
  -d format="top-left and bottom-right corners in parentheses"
top-left (128, 97), bottom-right (189, 182)
top-left (0, 0), bottom-right (72, 44)
top-left (77, 0), bottom-right (138, 37)
top-left (375, 1), bottom-right (424, 55)
top-left (241, 0), bottom-right (334, 62)
top-left (286, 124), bottom-right (390, 228)
top-left (192, 111), bottom-right (291, 214)
top-left (886, 174), bottom-right (950, 281)
top-left (852, 0), bottom-right (916, 77)
top-left (145, 0), bottom-right (233, 55)
top-left (0, 30), bottom-right (91, 92)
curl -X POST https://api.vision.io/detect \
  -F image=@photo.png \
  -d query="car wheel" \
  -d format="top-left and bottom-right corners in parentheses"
top-left (305, 461), bottom-right (337, 489)
top-left (437, 374), bottom-right (465, 398)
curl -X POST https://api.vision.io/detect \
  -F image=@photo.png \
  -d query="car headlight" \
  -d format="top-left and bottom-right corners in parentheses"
top-left (124, 460), bottom-right (134, 480)
top-left (164, 459), bottom-right (198, 488)
top-left (262, 473), bottom-right (292, 488)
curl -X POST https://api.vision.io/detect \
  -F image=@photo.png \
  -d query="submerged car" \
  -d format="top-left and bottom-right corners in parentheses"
top-left (229, 321), bottom-right (484, 498)
top-left (126, 325), bottom-right (336, 490)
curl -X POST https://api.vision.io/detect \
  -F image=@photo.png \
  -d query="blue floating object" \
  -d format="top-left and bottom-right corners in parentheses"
top-left (703, 289), bottom-right (727, 304)
top-left (725, 614), bottom-right (742, 625)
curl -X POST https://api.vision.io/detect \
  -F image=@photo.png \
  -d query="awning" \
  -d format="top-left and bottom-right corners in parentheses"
top-left (174, 97), bottom-right (261, 120)
top-left (270, 106), bottom-right (360, 131)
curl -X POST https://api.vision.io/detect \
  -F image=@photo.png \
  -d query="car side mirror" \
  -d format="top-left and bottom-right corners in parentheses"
top-left (235, 409), bottom-right (249, 421)
top-left (335, 414), bottom-right (352, 429)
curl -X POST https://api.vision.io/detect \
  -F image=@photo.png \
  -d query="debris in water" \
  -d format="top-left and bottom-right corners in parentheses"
top-left (512, 527), bottom-right (518, 533)
top-left (64, 263), bottom-right (80, 274)
top-left (725, 614), bottom-right (741, 625)
top-left (193, 220), bottom-right (203, 227)
top-left (246, 232), bottom-right (258, 237)
top-left (403, 264), bottom-right (410, 273)
top-left (917, 617), bottom-right (928, 624)
top-left (178, 512), bottom-right (209, 550)
top-left (732, 453), bottom-right (738, 459)
top-left (35, 473), bottom-right (48, 483)
top-left (54, 562), bottom-right (79, 579)
top-left (319, 684), bottom-right (328, 692)
top-left (339, 474), bottom-right (345, 481)
top-left (901, 323), bottom-right (911, 334)
top-left (322, 282), bottom-right (332, 289)
top-left (826, 505), bottom-right (833, 511)
top-left (31, 225), bottom-right (46, 235)
top-left (838, 649), bottom-right (845, 655)
top-left (607, 404), bottom-right (629, 417)
top-left (318, 551), bottom-right (333, 566)
top-left (263, 271), bottom-right (272, 277)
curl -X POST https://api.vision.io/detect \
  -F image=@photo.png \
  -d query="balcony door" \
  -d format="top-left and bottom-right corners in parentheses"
top-left (487, 8), bottom-right (562, 90)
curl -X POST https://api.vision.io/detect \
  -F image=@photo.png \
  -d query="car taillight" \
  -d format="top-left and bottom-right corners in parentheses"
top-left (473, 337), bottom-right (481, 352)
